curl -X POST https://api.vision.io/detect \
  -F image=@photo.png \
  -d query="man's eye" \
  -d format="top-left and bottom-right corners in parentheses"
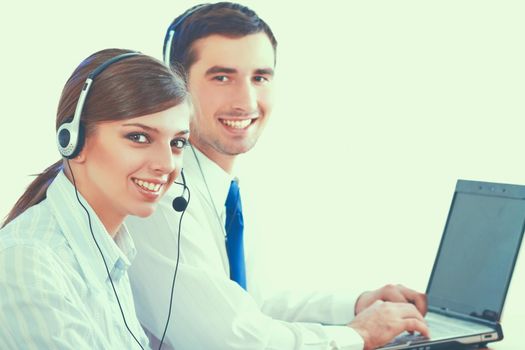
top-left (126, 133), bottom-right (150, 143)
top-left (171, 138), bottom-right (188, 150)
top-left (254, 76), bottom-right (269, 83)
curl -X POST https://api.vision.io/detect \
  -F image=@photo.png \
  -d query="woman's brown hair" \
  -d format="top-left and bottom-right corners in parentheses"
top-left (2, 48), bottom-right (188, 227)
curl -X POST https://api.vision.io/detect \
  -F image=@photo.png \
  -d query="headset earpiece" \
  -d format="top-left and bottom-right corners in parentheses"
top-left (57, 119), bottom-right (85, 159)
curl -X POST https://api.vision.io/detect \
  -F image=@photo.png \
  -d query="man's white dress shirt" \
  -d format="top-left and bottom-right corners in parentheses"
top-left (126, 146), bottom-right (364, 349)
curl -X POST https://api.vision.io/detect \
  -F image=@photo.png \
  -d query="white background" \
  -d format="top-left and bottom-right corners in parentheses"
top-left (1, 1), bottom-right (524, 348)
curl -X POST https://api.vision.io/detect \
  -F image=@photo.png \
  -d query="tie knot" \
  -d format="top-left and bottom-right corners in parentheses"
top-left (225, 180), bottom-right (241, 212)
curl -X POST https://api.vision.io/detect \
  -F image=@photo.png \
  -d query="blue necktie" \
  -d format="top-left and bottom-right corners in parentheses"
top-left (225, 180), bottom-right (246, 290)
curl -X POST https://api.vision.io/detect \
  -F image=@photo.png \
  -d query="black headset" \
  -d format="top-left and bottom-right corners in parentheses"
top-left (172, 170), bottom-right (188, 212)
top-left (56, 52), bottom-right (140, 159)
top-left (162, 5), bottom-right (207, 210)
top-left (163, 4), bottom-right (208, 66)
top-left (59, 52), bottom-right (190, 349)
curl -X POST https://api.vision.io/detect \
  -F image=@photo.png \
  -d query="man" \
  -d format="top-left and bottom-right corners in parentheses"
top-left (126, 3), bottom-right (428, 349)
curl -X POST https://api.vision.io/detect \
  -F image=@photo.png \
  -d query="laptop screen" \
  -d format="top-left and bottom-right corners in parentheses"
top-left (426, 180), bottom-right (525, 322)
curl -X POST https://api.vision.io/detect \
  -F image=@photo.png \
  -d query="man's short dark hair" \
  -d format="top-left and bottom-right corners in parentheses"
top-left (163, 2), bottom-right (277, 74)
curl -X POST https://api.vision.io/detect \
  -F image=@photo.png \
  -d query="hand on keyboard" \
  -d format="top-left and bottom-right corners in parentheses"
top-left (386, 332), bottom-right (430, 347)
top-left (349, 300), bottom-right (429, 350)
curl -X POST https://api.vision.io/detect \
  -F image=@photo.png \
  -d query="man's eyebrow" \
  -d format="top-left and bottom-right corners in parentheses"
top-left (255, 68), bottom-right (274, 76)
top-left (205, 66), bottom-right (237, 75)
top-left (204, 66), bottom-right (275, 76)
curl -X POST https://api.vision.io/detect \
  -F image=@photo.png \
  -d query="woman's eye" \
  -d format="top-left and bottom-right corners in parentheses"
top-left (127, 133), bottom-right (150, 144)
top-left (213, 75), bottom-right (229, 82)
top-left (171, 138), bottom-right (188, 150)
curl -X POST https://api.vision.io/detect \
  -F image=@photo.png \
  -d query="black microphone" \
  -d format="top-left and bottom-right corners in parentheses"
top-left (172, 169), bottom-right (188, 212)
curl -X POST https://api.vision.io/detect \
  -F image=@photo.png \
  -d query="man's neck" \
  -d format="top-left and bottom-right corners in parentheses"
top-left (192, 144), bottom-right (236, 174)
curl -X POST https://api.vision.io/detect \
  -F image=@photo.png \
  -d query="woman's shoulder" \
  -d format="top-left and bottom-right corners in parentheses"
top-left (0, 200), bottom-right (63, 247)
top-left (0, 200), bottom-right (90, 290)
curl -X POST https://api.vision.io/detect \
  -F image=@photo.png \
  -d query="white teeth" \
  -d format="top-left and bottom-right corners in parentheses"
top-left (221, 119), bottom-right (252, 129)
top-left (133, 179), bottom-right (162, 192)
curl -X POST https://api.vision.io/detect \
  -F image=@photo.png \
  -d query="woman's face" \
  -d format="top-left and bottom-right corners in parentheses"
top-left (74, 103), bottom-right (190, 233)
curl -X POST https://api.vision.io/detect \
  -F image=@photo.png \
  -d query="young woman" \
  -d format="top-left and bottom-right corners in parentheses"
top-left (0, 48), bottom-right (190, 349)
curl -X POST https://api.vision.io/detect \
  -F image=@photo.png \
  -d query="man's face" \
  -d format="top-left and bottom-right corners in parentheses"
top-left (187, 33), bottom-right (275, 170)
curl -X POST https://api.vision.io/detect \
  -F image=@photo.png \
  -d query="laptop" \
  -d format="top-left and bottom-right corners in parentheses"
top-left (381, 179), bottom-right (525, 350)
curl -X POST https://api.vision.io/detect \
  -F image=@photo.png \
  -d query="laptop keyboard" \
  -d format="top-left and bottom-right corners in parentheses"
top-left (425, 312), bottom-right (490, 337)
top-left (382, 312), bottom-right (494, 348)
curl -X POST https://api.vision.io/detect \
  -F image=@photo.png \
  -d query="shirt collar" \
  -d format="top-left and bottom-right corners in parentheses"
top-left (47, 171), bottom-right (136, 289)
top-left (185, 145), bottom-right (236, 214)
